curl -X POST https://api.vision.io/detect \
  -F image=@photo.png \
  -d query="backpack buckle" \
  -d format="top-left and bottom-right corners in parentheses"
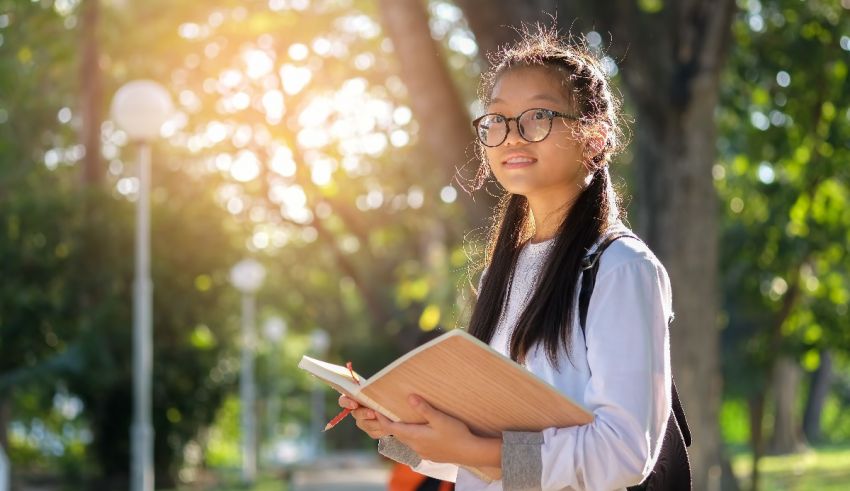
top-left (581, 252), bottom-right (601, 271)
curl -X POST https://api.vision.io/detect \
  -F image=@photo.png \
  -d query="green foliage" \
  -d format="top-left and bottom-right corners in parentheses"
top-left (0, 167), bottom-right (83, 385)
top-left (720, 398), bottom-right (751, 446)
top-left (1, 0), bottom-right (483, 484)
top-left (1, 163), bottom-right (246, 481)
top-left (203, 395), bottom-right (241, 469)
top-left (717, 0), bottom-right (850, 398)
top-left (821, 353), bottom-right (850, 443)
top-left (0, 0), bottom-right (78, 184)
top-left (731, 443), bottom-right (850, 490)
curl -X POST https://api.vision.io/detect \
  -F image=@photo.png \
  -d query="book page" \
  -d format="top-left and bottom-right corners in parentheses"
top-left (301, 356), bottom-right (363, 382)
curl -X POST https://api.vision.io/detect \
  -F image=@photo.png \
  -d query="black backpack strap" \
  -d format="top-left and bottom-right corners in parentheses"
top-left (578, 232), bottom-right (639, 334)
top-left (577, 232), bottom-right (692, 490)
top-left (671, 380), bottom-right (691, 446)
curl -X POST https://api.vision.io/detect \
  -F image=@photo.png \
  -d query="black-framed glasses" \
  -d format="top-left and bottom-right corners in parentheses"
top-left (471, 108), bottom-right (580, 147)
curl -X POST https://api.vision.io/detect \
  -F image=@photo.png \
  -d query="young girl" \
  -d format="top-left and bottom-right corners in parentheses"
top-left (339, 28), bottom-right (674, 491)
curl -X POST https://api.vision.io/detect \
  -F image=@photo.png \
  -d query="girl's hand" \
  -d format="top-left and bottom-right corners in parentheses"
top-left (338, 394), bottom-right (392, 439)
top-left (373, 394), bottom-right (481, 465)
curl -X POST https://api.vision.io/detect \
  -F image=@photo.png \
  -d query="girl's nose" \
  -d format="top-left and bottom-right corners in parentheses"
top-left (503, 119), bottom-right (526, 146)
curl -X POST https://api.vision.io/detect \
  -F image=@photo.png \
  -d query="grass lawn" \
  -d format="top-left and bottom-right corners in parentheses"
top-left (730, 443), bottom-right (850, 491)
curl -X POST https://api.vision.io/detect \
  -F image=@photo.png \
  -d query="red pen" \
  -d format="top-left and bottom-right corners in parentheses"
top-left (323, 361), bottom-right (361, 432)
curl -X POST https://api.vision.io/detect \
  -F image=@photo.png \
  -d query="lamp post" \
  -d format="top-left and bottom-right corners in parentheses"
top-left (263, 316), bottom-right (287, 462)
top-left (111, 80), bottom-right (173, 491)
top-left (309, 328), bottom-right (330, 460)
top-left (230, 259), bottom-right (267, 484)
top-left (0, 443), bottom-right (8, 491)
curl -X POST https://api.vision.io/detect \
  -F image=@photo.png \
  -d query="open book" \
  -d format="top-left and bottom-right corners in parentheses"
top-left (297, 328), bottom-right (593, 482)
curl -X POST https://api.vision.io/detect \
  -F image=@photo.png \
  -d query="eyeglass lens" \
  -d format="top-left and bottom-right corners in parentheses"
top-left (476, 109), bottom-right (553, 146)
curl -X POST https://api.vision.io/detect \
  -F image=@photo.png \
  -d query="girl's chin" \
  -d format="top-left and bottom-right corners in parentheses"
top-left (498, 180), bottom-right (541, 196)
top-left (496, 174), bottom-right (584, 198)
top-left (501, 184), bottom-right (576, 202)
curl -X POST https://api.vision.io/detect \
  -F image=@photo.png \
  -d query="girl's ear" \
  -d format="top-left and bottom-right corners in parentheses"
top-left (583, 125), bottom-right (609, 168)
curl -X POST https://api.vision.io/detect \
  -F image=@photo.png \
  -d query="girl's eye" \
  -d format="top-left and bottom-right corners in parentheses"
top-left (532, 110), bottom-right (547, 120)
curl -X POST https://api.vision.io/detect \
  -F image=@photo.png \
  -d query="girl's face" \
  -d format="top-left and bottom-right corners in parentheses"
top-left (483, 67), bottom-right (589, 203)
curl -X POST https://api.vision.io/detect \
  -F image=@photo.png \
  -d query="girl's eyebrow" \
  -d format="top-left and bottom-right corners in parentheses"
top-left (490, 94), bottom-right (564, 105)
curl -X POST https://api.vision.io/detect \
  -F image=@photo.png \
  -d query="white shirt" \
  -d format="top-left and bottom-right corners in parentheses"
top-left (410, 225), bottom-right (674, 490)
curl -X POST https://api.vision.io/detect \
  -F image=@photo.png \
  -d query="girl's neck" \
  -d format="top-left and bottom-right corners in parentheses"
top-left (526, 191), bottom-right (575, 243)
top-left (529, 196), bottom-right (572, 243)
top-left (525, 167), bottom-right (595, 243)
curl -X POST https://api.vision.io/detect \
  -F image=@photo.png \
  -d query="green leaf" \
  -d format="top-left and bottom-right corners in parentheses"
top-left (801, 349), bottom-right (820, 371)
top-left (189, 324), bottom-right (217, 350)
top-left (637, 0), bottom-right (663, 14)
top-left (419, 304), bottom-right (441, 331)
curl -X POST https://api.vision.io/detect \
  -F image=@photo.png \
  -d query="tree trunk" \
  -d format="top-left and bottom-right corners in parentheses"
top-left (377, 0), bottom-right (492, 225)
top-left (720, 452), bottom-right (741, 491)
top-left (0, 390), bottom-right (9, 456)
top-left (378, 0), bottom-right (486, 355)
top-left (454, 0), bottom-right (555, 62)
top-left (747, 274), bottom-right (802, 488)
top-left (768, 356), bottom-right (807, 455)
top-left (599, 3), bottom-right (735, 489)
top-left (630, 80), bottom-right (727, 491)
top-left (748, 391), bottom-right (766, 491)
top-left (80, 0), bottom-right (103, 186)
top-left (377, 0), bottom-right (473, 179)
top-left (803, 349), bottom-right (832, 444)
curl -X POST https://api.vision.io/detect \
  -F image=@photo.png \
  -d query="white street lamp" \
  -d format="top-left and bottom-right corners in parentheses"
top-left (309, 328), bottom-right (330, 459)
top-left (0, 443), bottom-right (8, 491)
top-left (111, 79), bottom-right (173, 491)
top-left (230, 259), bottom-right (266, 484)
top-left (263, 316), bottom-right (287, 464)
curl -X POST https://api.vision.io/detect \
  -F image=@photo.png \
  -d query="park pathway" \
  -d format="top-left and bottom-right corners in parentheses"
top-left (290, 451), bottom-right (390, 491)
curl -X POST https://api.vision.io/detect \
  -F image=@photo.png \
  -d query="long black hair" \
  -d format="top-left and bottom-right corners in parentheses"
top-left (467, 26), bottom-right (627, 370)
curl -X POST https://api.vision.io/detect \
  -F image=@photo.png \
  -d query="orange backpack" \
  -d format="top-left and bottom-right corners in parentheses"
top-left (389, 462), bottom-right (455, 491)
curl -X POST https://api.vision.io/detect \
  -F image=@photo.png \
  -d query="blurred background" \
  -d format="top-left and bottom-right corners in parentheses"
top-left (1, 0), bottom-right (849, 490)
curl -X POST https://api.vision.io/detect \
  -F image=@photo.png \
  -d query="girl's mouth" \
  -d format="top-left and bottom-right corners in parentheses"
top-left (503, 155), bottom-right (537, 169)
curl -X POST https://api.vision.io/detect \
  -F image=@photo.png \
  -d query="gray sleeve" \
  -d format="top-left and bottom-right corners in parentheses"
top-left (377, 436), bottom-right (422, 467)
top-left (501, 430), bottom-right (544, 491)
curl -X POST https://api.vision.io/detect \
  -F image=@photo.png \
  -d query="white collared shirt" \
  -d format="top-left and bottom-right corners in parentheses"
top-left (409, 224), bottom-right (674, 490)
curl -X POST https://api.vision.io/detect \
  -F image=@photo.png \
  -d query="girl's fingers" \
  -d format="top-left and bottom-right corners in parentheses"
top-left (336, 394), bottom-right (374, 420)
top-left (338, 394), bottom-right (360, 409)
top-left (355, 418), bottom-right (377, 432)
top-left (355, 418), bottom-right (390, 439)
top-left (351, 407), bottom-right (376, 420)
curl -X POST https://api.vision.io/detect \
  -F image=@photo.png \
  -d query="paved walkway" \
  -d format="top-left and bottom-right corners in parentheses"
top-left (290, 452), bottom-right (390, 491)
